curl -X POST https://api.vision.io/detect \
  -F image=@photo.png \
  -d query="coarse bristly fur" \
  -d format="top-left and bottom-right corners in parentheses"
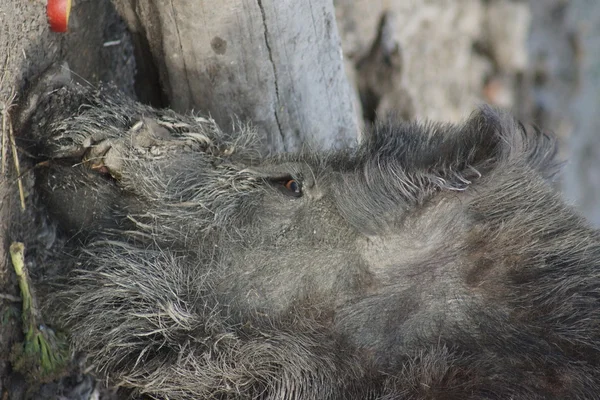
top-left (11, 65), bottom-right (600, 399)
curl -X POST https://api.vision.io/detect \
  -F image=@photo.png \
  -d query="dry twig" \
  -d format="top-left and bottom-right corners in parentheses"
top-left (0, 50), bottom-right (11, 174)
top-left (7, 107), bottom-right (26, 210)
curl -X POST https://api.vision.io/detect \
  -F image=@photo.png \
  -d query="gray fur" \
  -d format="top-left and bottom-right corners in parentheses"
top-left (15, 69), bottom-right (600, 399)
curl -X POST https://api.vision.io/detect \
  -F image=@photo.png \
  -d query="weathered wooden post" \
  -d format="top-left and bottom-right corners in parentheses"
top-left (114, 0), bottom-right (359, 152)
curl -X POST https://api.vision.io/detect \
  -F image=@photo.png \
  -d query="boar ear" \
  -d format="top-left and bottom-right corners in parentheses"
top-left (359, 106), bottom-right (559, 203)
top-left (463, 106), bottom-right (559, 179)
top-left (366, 105), bottom-right (559, 180)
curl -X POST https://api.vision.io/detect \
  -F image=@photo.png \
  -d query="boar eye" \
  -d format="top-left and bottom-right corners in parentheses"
top-left (267, 176), bottom-right (303, 197)
top-left (284, 179), bottom-right (301, 195)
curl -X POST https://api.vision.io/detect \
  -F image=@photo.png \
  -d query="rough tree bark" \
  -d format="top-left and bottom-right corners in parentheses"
top-left (114, 0), bottom-right (359, 153)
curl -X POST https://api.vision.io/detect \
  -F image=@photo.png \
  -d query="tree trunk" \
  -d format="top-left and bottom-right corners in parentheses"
top-left (114, 0), bottom-right (359, 153)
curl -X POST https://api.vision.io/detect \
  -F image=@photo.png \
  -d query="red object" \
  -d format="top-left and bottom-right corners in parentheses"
top-left (47, 0), bottom-right (72, 33)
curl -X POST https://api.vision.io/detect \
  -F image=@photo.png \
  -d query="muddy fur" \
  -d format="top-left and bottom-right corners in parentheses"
top-left (13, 67), bottom-right (600, 399)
